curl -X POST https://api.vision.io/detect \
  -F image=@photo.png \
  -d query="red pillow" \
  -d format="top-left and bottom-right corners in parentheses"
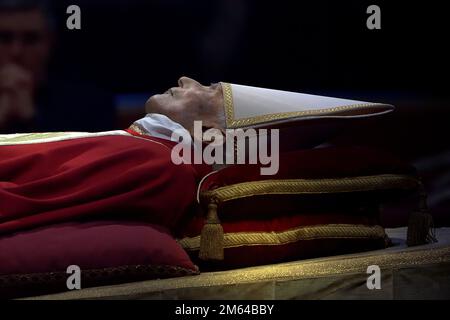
top-left (200, 146), bottom-right (417, 195)
top-left (198, 146), bottom-right (420, 219)
top-left (179, 146), bottom-right (421, 267)
top-left (0, 220), bottom-right (199, 299)
top-left (178, 207), bottom-right (388, 270)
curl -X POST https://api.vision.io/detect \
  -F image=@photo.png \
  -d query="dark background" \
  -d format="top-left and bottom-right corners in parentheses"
top-left (51, 0), bottom-right (448, 96)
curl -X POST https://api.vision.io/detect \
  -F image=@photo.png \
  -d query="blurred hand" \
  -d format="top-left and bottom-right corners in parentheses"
top-left (0, 64), bottom-right (36, 130)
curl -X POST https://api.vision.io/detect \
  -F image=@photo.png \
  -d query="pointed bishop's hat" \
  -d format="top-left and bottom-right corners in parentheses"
top-left (220, 82), bottom-right (394, 129)
top-left (219, 82), bottom-right (394, 149)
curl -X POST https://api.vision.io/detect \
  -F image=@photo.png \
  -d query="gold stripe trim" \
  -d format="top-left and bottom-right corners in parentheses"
top-left (178, 224), bottom-right (386, 251)
top-left (0, 131), bottom-right (132, 146)
top-left (0, 132), bottom-right (69, 143)
top-left (221, 82), bottom-right (393, 128)
top-left (221, 82), bottom-right (236, 128)
top-left (200, 174), bottom-right (419, 203)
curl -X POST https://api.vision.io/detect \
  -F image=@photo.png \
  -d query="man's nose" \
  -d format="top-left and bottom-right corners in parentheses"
top-left (178, 76), bottom-right (202, 88)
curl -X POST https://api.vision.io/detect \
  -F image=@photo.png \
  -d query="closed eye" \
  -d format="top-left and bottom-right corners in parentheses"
top-left (209, 82), bottom-right (219, 90)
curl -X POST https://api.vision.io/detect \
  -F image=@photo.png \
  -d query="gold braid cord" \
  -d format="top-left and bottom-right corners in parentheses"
top-left (220, 82), bottom-right (392, 129)
top-left (178, 224), bottom-right (387, 251)
top-left (200, 174), bottom-right (420, 203)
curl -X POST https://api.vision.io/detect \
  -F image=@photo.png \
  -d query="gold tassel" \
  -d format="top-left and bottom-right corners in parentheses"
top-left (199, 201), bottom-right (224, 260)
top-left (407, 183), bottom-right (437, 246)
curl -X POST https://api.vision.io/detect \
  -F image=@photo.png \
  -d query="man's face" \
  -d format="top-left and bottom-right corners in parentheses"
top-left (146, 76), bottom-right (225, 136)
top-left (0, 9), bottom-right (52, 84)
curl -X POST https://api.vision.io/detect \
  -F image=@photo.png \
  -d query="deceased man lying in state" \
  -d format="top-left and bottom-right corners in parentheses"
top-left (0, 76), bottom-right (393, 235)
top-left (0, 77), bottom-right (225, 235)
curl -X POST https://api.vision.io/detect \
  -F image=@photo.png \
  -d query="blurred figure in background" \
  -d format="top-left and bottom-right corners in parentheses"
top-left (0, 0), bottom-right (113, 133)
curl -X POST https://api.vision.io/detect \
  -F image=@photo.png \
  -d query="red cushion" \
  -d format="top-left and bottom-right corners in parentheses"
top-left (195, 238), bottom-right (387, 270)
top-left (182, 210), bottom-right (381, 235)
top-left (0, 220), bottom-right (198, 298)
top-left (197, 146), bottom-right (419, 220)
top-left (179, 146), bottom-right (417, 269)
top-left (200, 146), bottom-right (416, 191)
top-left (178, 208), bottom-right (388, 270)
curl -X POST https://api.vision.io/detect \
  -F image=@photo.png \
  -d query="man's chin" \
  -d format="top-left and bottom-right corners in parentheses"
top-left (145, 95), bottom-right (161, 113)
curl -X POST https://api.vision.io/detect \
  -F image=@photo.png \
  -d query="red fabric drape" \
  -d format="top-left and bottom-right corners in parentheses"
top-left (0, 134), bottom-right (203, 235)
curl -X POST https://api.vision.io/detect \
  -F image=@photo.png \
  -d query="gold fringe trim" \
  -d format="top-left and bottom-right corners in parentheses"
top-left (220, 82), bottom-right (393, 129)
top-left (178, 224), bottom-right (387, 251)
top-left (199, 202), bottom-right (224, 260)
top-left (200, 174), bottom-right (419, 203)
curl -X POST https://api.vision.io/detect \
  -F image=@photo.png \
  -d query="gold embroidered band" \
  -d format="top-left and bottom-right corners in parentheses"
top-left (178, 224), bottom-right (387, 251)
top-left (200, 174), bottom-right (420, 203)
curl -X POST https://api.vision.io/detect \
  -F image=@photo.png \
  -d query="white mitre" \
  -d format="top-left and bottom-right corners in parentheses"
top-left (220, 82), bottom-right (394, 129)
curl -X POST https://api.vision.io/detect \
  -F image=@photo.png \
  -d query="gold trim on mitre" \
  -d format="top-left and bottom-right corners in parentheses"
top-left (220, 82), bottom-right (393, 129)
top-left (199, 174), bottom-right (420, 204)
top-left (178, 224), bottom-right (387, 251)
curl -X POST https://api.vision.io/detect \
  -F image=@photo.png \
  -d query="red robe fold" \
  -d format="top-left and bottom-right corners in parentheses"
top-left (0, 133), bottom-right (204, 235)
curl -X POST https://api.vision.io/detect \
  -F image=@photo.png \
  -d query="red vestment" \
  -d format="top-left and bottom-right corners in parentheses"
top-left (0, 132), bottom-right (205, 235)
